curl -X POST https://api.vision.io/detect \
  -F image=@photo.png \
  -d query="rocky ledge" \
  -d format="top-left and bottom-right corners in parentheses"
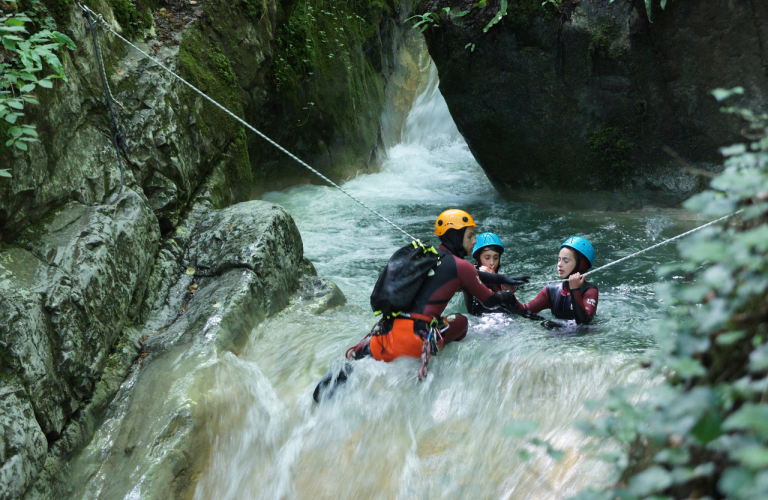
top-left (1, 196), bottom-right (345, 500)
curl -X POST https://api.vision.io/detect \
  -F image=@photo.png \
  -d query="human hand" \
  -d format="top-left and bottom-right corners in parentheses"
top-left (479, 265), bottom-right (495, 273)
top-left (569, 272), bottom-right (587, 290)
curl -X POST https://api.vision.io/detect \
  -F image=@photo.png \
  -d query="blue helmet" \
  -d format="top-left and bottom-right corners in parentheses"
top-left (561, 236), bottom-right (595, 270)
top-left (472, 232), bottom-right (504, 260)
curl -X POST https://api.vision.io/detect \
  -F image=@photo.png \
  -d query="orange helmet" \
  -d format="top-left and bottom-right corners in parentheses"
top-left (434, 209), bottom-right (476, 236)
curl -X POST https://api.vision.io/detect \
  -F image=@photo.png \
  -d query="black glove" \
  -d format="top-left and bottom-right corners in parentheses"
top-left (478, 272), bottom-right (528, 288)
top-left (483, 291), bottom-right (517, 308)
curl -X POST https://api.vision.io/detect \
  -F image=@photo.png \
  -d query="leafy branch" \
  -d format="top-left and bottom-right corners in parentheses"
top-left (0, 7), bottom-right (75, 177)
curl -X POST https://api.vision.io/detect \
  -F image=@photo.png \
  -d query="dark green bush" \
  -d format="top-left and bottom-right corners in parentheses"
top-left (573, 88), bottom-right (768, 499)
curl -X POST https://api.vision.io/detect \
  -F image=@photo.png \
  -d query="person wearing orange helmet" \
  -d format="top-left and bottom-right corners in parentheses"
top-left (368, 209), bottom-right (521, 362)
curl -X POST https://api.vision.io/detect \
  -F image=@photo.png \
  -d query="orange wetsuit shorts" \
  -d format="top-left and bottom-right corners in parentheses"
top-left (370, 317), bottom-right (446, 362)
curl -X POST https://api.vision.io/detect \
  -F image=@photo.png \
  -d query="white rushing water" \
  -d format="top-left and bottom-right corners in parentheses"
top-left (186, 63), bottom-right (702, 500)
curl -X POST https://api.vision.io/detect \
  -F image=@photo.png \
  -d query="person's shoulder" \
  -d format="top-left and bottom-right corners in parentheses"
top-left (583, 282), bottom-right (598, 293)
top-left (455, 257), bottom-right (476, 272)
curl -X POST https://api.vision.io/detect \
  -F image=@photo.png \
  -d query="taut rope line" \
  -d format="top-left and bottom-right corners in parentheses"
top-left (525, 210), bottom-right (742, 287)
top-left (77, 4), bottom-right (419, 241)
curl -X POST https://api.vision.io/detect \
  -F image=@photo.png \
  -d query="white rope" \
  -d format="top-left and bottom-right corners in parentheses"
top-left (525, 210), bottom-right (742, 287)
top-left (78, 4), bottom-right (419, 242)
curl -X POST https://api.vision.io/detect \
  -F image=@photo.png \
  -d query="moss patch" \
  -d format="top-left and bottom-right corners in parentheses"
top-left (107, 0), bottom-right (153, 38)
top-left (177, 26), bottom-right (252, 201)
top-left (588, 18), bottom-right (625, 60)
top-left (587, 126), bottom-right (635, 185)
top-left (269, 0), bottom-right (393, 97)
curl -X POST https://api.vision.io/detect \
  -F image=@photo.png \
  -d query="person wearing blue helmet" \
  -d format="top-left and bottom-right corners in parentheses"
top-left (513, 236), bottom-right (599, 324)
top-left (464, 232), bottom-right (524, 316)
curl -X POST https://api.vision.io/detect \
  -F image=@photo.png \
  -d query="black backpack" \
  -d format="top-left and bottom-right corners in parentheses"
top-left (370, 241), bottom-right (440, 317)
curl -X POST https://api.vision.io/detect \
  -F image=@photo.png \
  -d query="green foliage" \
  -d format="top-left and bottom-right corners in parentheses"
top-left (586, 126), bottom-right (635, 183)
top-left (483, 0), bottom-right (507, 33)
top-left (270, 0), bottom-right (391, 95)
top-left (0, 6), bottom-right (75, 169)
top-left (588, 20), bottom-right (623, 60)
top-left (573, 91), bottom-right (768, 499)
top-left (107, 0), bottom-right (152, 39)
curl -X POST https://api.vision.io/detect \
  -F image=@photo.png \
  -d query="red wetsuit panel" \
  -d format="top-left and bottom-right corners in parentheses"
top-left (517, 287), bottom-right (550, 313)
top-left (410, 245), bottom-right (493, 318)
top-left (517, 282), bottom-right (599, 324)
top-left (572, 287), bottom-right (598, 319)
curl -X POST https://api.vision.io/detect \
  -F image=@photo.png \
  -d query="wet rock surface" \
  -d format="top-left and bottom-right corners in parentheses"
top-left (420, 0), bottom-right (768, 207)
top-left (46, 200), bottom-right (339, 500)
top-left (0, 189), bottom-right (160, 500)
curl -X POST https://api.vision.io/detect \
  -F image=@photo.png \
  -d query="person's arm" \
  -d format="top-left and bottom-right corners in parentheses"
top-left (572, 287), bottom-right (598, 324)
top-left (456, 259), bottom-right (494, 303)
top-left (516, 287), bottom-right (550, 313)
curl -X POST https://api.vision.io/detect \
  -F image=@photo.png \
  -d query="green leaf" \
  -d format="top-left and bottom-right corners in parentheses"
top-left (503, 420), bottom-right (538, 437)
top-left (628, 466), bottom-right (673, 496)
top-left (691, 411), bottom-right (723, 444)
top-left (660, 0), bottom-right (667, 8)
top-left (37, 79), bottom-right (53, 89)
top-left (3, 18), bottom-right (26, 27)
top-left (5, 112), bottom-right (18, 124)
top-left (19, 83), bottom-right (34, 93)
top-left (0, 25), bottom-right (27, 33)
top-left (20, 126), bottom-right (37, 137)
top-left (5, 138), bottom-right (13, 146)
top-left (723, 404), bottom-right (768, 437)
top-left (51, 32), bottom-right (76, 51)
top-left (14, 140), bottom-right (27, 151)
top-left (6, 100), bottom-right (23, 110)
top-left (8, 126), bottom-right (23, 138)
top-left (645, 0), bottom-right (653, 21)
top-left (517, 449), bottom-right (533, 461)
top-left (0, 169), bottom-right (11, 178)
top-left (733, 446), bottom-right (768, 469)
top-left (667, 357), bottom-right (706, 378)
top-left (712, 87), bottom-right (745, 102)
top-left (716, 330), bottom-right (747, 345)
top-left (2, 37), bottom-right (16, 51)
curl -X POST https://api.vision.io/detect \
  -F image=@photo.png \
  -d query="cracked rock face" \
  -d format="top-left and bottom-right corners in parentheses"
top-left (57, 200), bottom-right (323, 500)
top-left (421, 0), bottom-right (768, 207)
top-left (0, 189), bottom-right (160, 500)
top-left (0, 380), bottom-right (47, 500)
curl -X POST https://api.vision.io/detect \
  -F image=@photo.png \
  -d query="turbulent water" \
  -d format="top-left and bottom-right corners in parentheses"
top-left (186, 71), bottom-right (705, 499)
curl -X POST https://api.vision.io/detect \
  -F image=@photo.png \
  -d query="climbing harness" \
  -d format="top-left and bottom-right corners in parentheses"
top-left (76, 3), bottom-right (418, 241)
top-left (81, 5), bottom-right (129, 194)
top-left (525, 210), bottom-right (743, 287)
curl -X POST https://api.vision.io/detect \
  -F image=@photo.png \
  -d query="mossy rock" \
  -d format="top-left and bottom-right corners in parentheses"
top-left (177, 26), bottom-right (253, 202)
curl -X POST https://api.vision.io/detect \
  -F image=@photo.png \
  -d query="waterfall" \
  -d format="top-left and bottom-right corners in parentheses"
top-left (400, 62), bottom-right (463, 149)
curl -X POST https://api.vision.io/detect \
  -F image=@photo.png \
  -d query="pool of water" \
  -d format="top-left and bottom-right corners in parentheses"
top-left (189, 71), bottom-right (701, 499)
